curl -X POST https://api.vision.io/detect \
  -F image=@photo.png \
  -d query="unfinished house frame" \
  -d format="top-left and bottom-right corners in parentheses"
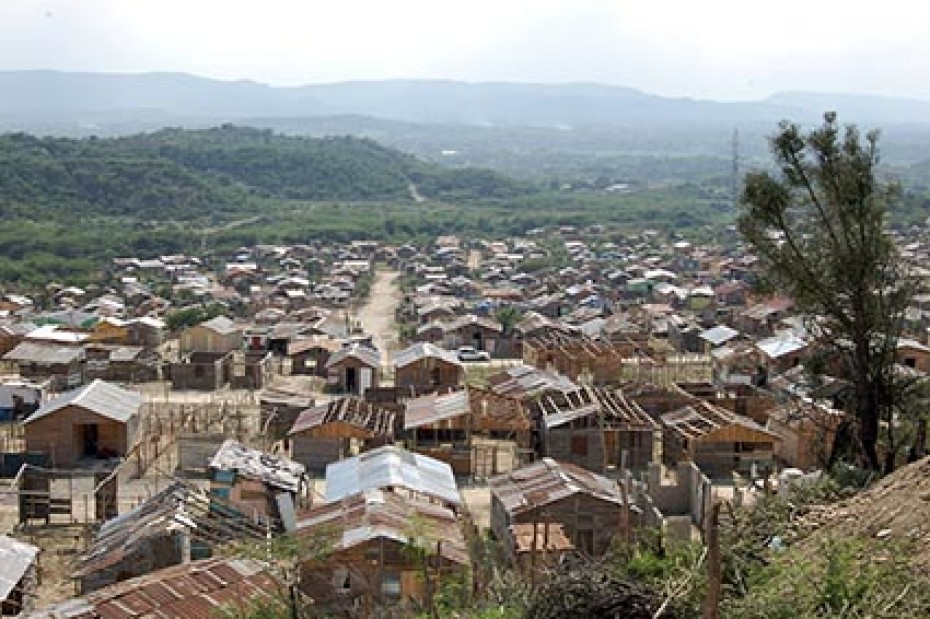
top-left (522, 332), bottom-right (636, 385)
top-left (15, 465), bottom-right (118, 526)
top-left (259, 388), bottom-right (314, 442)
top-left (660, 400), bottom-right (781, 479)
top-left (288, 397), bottom-right (396, 473)
top-left (534, 385), bottom-right (659, 473)
top-left (628, 382), bottom-right (777, 426)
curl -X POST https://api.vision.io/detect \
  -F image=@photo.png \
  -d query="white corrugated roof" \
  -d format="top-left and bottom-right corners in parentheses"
top-left (0, 535), bottom-right (38, 600)
top-left (325, 446), bottom-right (460, 506)
top-left (25, 379), bottom-right (142, 425)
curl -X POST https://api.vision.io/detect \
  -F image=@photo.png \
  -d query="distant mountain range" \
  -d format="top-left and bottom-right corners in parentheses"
top-left (3, 71), bottom-right (930, 135)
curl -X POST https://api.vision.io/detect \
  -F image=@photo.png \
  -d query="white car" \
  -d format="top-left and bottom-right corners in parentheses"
top-left (457, 346), bottom-right (491, 362)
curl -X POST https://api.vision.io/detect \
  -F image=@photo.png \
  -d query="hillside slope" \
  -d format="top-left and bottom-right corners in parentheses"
top-left (0, 125), bottom-right (530, 220)
top-left (796, 456), bottom-right (930, 576)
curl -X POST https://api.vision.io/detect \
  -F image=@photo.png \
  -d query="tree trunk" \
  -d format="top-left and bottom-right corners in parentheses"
top-left (857, 397), bottom-right (881, 472)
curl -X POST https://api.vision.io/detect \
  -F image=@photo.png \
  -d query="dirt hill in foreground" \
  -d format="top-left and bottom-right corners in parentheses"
top-left (795, 456), bottom-right (930, 576)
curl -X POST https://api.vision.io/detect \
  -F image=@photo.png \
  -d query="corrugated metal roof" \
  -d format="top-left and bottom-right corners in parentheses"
top-left (489, 458), bottom-right (625, 516)
top-left (393, 342), bottom-right (461, 369)
top-left (3, 341), bottom-right (83, 365)
top-left (325, 446), bottom-right (461, 506)
top-left (445, 314), bottom-right (503, 334)
top-left (699, 325), bottom-right (740, 347)
top-left (74, 481), bottom-right (267, 579)
top-left (197, 315), bottom-right (239, 335)
top-left (660, 401), bottom-right (781, 442)
top-left (324, 342), bottom-right (381, 370)
top-left (289, 397), bottom-right (395, 437)
top-left (487, 365), bottom-right (578, 400)
top-left (295, 489), bottom-right (468, 565)
top-left (536, 385), bottom-right (658, 430)
top-left (26, 379), bottom-right (142, 425)
top-left (0, 535), bottom-right (38, 600)
top-left (404, 390), bottom-right (471, 430)
top-left (756, 332), bottom-right (808, 359)
top-left (24, 557), bottom-right (276, 619)
top-left (209, 439), bottom-right (305, 493)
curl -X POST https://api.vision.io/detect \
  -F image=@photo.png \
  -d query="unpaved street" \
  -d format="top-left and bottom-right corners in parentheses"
top-left (356, 270), bottom-right (403, 371)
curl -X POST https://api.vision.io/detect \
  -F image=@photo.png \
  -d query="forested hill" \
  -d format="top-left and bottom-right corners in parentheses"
top-left (0, 125), bottom-right (531, 220)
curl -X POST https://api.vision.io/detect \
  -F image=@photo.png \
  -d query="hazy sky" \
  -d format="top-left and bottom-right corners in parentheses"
top-left (2, 0), bottom-right (929, 100)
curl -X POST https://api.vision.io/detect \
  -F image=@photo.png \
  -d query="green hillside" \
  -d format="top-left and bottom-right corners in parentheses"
top-left (0, 125), bottom-right (530, 221)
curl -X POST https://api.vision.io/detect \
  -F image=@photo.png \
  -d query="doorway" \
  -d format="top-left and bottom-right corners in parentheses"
top-left (81, 424), bottom-right (99, 457)
top-left (345, 367), bottom-right (357, 393)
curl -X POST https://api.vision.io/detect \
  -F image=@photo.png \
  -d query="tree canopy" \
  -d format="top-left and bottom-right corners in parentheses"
top-left (739, 112), bottom-right (913, 472)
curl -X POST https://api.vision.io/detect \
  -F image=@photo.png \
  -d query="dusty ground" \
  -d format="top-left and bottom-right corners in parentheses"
top-left (355, 269), bottom-right (403, 378)
top-left (3, 271), bottom-right (510, 608)
top-left (794, 455), bottom-right (930, 577)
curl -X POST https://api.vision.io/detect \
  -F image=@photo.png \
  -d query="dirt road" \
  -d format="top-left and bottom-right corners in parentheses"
top-left (356, 270), bottom-right (403, 370)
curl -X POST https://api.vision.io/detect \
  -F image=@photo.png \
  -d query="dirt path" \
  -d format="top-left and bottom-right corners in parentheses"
top-left (356, 270), bottom-right (402, 371)
top-left (467, 249), bottom-right (481, 270)
top-left (407, 182), bottom-right (426, 203)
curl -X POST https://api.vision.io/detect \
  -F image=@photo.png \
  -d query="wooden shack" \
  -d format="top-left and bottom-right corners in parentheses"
top-left (441, 314), bottom-right (503, 355)
top-left (208, 439), bottom-right (306, 527)
top-left (324, 343), bottom-right (382, 396)
top-left (404, 389), bottom-right (473, 475)
top-left (23, 379), bottom-right (142, 468)
top-left (489, 458), bottom-right (636, 557)
top-left (3, 342), bottom-right (84, 391)
top-left (179, 315), bottom-right (242, 354)
top-left (393, 342), bottom-right (463, 395)
top-left (295, 489), bottom-right (469, 614)
top-left (83, 345), bottom-right (158, 383)
top-left (660, 401), bottom-right (781, 478)
top-left (229, 351), bottom-right (274, 390)
top-left (534, 385), bottom-right (659, 473)
top-left (287, 337), bottom-right (341, 376)
top-left (467, 387), bottom-right (534, 448)
top-left (72, 482), bottom-right (266, 594)
top-left (509, 522), bottom-right (574, 577)
top-left (288, 397), bottom-right (396, 472)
